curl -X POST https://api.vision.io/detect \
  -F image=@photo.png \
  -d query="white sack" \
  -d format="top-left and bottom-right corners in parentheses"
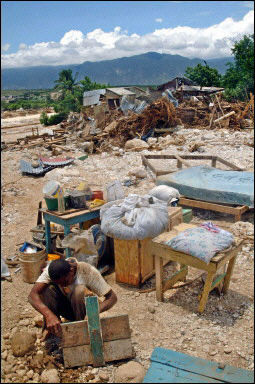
top-left (100, 194), bottom-right (168, 240)
top-left (148, 185), bottom-right (180, 205)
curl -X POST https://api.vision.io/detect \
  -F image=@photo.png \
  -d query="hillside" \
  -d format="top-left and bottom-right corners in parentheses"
top-left (1, 52), bottom-right (234, 89)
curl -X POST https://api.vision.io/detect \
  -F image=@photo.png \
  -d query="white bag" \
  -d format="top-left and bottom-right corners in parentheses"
top-left (106, 180), bottom-right (125, 202)
top-left (149, 185), bottom-right (180, 205)
top-left (100, 194), bottom-right (169, 240)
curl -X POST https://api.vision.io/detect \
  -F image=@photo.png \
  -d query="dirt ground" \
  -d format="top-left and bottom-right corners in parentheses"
top-left (1, 113), bottom-right (254, 383)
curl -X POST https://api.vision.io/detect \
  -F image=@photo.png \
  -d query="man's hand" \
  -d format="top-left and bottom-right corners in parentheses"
top-left (45, 313), bottom-right (62, 336)
top-left (99, 290), bottom-right (117, 313)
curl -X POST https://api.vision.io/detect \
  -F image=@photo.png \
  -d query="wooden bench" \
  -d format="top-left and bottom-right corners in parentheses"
top-left (150, 223), bottom-right (243, 313)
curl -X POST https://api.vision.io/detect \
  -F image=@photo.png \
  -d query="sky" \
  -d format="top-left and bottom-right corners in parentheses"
top-left (1, 1), bottom-right (254, 68)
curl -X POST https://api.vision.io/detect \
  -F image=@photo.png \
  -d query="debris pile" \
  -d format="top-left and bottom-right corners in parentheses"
top-left (106, 97), bottom-right (181, 147)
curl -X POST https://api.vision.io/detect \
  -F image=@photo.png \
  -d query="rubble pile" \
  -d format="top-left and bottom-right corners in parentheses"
top-left (105, 98), bottom-right (181, 147)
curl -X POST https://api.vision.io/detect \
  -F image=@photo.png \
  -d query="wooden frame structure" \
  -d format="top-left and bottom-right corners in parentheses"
top-left (141, 154), bottom-right (244, 177)
top-left (61, 296), bottom-right (133, 368)
top-left (150, 223), bottom-right (243, 313)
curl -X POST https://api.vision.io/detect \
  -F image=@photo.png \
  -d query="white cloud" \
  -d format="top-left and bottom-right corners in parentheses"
top-left (19, 43), bottom-right (27, 50)
top-left (2, 43), bottom-right (10, 52)
top-left (1, 10), bottom-right (254, 68)
top-left (155, 18), bottom-right (163, 23)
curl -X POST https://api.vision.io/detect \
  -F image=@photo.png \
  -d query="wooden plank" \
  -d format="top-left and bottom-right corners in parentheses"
top-left (222, 255), bottom-right (237, 294)
top-left (41, 206), bottom-right (101, 220)
top-left (114, 238), bottom-right (141, 286)
top-left (174, 154), bottom-right (191, 168)
top-left (61, 314), bottom-right (131, 348)
top-left (85, 296), bottom-right (105, 367)
top-left (140, 238), bottom-right (154, 282)
top-left (214, 110), bottom-right (235, 123)
top-left (143, 361), bottom-right (223, 383)
top-left (141, 155), bottom-right (158, 175)
top-left (179, 197), bottom-right (246, 215)
top-left (150, 347), bottom-right (254, 383)
top-left (63, 338), bottom-right (133, 368)
top-left (163, 266), bottom-right (188, 292)
top-left (198, 271), bottom-right (216, 313)
top-left (155, 256), bottom-right (163, 302)
top-left (210, 273), bottom-right (226, 292)
top-left (215, 157), bottom-right (244, 171)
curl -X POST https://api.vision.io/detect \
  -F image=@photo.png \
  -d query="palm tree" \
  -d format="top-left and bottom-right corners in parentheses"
top-left (54, 69), bottom-right (79, 95)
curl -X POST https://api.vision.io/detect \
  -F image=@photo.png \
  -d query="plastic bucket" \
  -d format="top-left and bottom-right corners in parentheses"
top-left (43, 181), bottom-right (60, 198)
top-left (48, 254), bottom-right (61, 261)
top-left (44, 196), bottom-right (70, 211)
top-left (69, 191), bottom-right (87, 209)
top-left (19, 257), bottom-right (46, 283)
top-left (92, 190), bottom-right (104, 200)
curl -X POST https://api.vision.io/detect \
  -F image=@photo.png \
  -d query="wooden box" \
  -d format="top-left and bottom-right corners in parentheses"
top-left (114, 207), bottom-right (183, 287)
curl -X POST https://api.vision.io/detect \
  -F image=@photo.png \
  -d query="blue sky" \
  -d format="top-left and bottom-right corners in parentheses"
top-left (1, 1), bottom-right (254, 68)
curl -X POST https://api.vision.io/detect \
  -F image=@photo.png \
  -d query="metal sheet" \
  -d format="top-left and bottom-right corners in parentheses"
top-left (39, 157), bottom-right (75, 166)
top-left (20, 160), bottom-right (53, 176)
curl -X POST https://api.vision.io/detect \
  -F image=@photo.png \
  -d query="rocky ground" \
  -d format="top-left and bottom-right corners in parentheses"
top-left (1, 113), bottom-right (254, 383)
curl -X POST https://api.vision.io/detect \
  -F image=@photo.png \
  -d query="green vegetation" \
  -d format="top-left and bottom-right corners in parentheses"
top-left (40, 111), bottom-right (68, 126)
top-left (222, 34), bottom-right (254, 101)
top-left (185, 34), bottom-right (254, 101)
top-left (185, 63), bottom-right (222, 87)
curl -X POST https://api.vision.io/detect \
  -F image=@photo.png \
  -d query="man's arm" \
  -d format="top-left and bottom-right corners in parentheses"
top-left (99, 289), bottom-right (117, 313)
top-left (28, 283), bottom-right (62, 336)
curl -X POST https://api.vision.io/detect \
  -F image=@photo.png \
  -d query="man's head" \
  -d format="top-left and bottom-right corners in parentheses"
top-left (48, 259), bottom-right (76, 286)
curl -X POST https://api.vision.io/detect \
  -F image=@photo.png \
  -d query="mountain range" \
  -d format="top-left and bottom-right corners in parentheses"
top-left (2, 52), bottom-right (234, 90)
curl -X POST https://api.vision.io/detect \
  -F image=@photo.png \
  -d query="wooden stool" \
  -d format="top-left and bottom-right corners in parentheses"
top-left (151, 223), bottom-right (243, 313)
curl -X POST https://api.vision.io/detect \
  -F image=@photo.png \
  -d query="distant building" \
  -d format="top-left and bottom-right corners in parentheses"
top-left (83, 87), bottom-right (136, 109)
top-left (157, 77), bottom-right (195, 92)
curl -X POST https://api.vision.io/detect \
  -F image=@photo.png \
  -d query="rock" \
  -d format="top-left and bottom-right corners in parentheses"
top-left (209, 350), bottom-right (218, 356)
top-left (86, 373), bottom-right (95, 380)
top-left (125, 139), bottom-right (149, 152)
top-left (16, 369), bottom-right (27, 378)
top-left (114, 361), bottom-right (146, 383)
top-left (99, 372), bottom-right (109, 381)
top-left (224, 346), bottom-right (232, 354)
top-left (128, 168), bottom-right (147, 179)
top-left (1, 350), bottom-right (8, 360)
top-left (27, 370), bottom-right (34, 379)
top-left (41, 368), bottom-right (60, 383)
top-left (3, 333), bottom-right (10, 340)
top-left (147, 305), bottom-right (155, 314)
top-left (11, 331), bottom-right (36, 357)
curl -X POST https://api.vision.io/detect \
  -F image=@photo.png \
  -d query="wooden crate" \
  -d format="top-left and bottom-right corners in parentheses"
top-left (114, 207), bottom-right (183, 287)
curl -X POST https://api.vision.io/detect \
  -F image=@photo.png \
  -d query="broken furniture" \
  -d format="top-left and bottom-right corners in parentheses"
top-left (113, 207), bottom-right (183, 287)
top-left (61, 296), bottom-right (133, 368)
top-left (142, 154), bottom-right (245, 177)
top-left (143, 347), bottom-right (254, 383)
top-left (150, 223), bottom-right (243, 313)
top-left (40, 207), bottom-right (101, 258)
top-left (156, 165), bottom-right (253, 222)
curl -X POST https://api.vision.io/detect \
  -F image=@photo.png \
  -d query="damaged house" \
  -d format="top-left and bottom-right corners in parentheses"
top-left (83, 87), bottom-right (136, 110)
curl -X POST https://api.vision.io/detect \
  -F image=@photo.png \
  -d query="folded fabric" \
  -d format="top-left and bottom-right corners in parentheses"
top-left (165, 224), bottom-right (235, 264)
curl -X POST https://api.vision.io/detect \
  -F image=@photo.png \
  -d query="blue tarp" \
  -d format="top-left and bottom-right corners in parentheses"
top-left (156, 165), bottom-right (254, 207)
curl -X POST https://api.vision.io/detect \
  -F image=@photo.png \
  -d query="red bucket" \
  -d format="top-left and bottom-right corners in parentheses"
top-left (92, 190), bottom-right (103, 200)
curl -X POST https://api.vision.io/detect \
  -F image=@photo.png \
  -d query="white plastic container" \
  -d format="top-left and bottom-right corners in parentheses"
top-left (43, 181), bottom-right (61, 198)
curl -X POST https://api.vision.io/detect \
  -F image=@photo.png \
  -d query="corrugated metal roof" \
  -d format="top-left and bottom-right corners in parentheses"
top-left (180, 85), bottom-right (224, 92)
top-left (83, 89), bottom-right (106, 106)
top-left (106, 88), bottom-right (136, 96)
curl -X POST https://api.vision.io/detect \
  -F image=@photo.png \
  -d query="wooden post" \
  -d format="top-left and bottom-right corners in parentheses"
top-left (85, 296), bottom-right (105, 367)
top-left (155, 256), bottom-right (163, 302)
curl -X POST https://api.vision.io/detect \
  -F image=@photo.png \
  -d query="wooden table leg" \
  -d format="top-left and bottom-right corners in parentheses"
top-left (180, 263), bottom-right (188, 282)
top-left (45, 219), bottom-right (51, 255)
top-left (155, 255), bottom-right (163, 302)
top-left (64, 225), bottom-right (71, 258)
top-left (198, 271), bottom-right (215, 313)
top-left (222, 256), bottom-right (237, 294)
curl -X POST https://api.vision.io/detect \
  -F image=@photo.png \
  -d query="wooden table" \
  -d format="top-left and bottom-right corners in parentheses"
top-left (143, 347), bottom-right (254, 383)
top-left (41, 208), bottom-right (101, 258)
top-left (151, 223), bottom-right (243, 313)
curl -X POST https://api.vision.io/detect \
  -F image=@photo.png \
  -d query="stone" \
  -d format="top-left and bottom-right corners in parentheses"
top-left (125, 139), bottom-right (149, 152)
top-left (3, 333), bottom-right (10, 340)
top-left (16, 369), bottom-right (27, 378)
top-left (209, 350), bottom-right (218, 356)
top-left (147, 305), bottom-right (155, 314)
top-left (11, 331), bottom-right (36, 357)
top-left (34, 316), bottom-right (43, 328)
top-left (41, 369), bottom-right (60, 383)
top-left (27, 370), bottom-right (34, 379)
top-left (99, 372), bottom-right (109, 381)
top-left (224, 346), bottom-right (232, 354)
top-left (114, 361), bottom-right (146, 383)
top-left (1, 350), bottom-right (8, 360)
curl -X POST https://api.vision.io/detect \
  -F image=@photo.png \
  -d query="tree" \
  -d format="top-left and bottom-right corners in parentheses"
top-left (185, 63), bottom-right (222, 87)
top-left (54, 69), bottom-right (79, 96)
top-left (223, 34), bottom-right (254, 100)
